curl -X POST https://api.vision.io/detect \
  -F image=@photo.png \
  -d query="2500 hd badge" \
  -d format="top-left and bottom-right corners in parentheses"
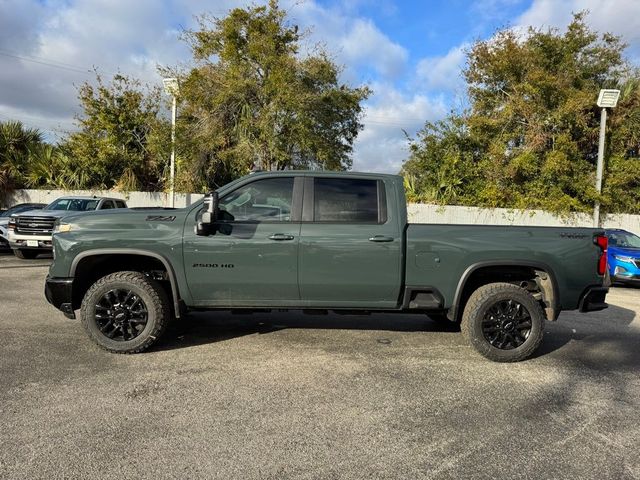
top-left (193, 263), bottom-right (235, 268)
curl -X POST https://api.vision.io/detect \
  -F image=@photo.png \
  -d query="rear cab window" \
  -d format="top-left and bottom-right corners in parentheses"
top-left (312, 178), bottom-right (386, 223)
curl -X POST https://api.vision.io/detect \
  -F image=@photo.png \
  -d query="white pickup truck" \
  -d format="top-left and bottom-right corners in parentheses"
top-left (0, 203), bottom-right (47, 250)
top-left (8, 196), bottom-right (127, 259)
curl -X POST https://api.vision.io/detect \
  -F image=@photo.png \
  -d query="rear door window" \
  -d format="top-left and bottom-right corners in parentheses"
top-left (313, 178), bottom-right (382, 223)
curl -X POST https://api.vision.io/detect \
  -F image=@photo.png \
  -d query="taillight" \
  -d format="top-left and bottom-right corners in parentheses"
top-left (594, 235), bottom-right (608, 275)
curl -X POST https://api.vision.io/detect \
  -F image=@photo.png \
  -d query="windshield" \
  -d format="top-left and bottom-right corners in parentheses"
top-left (608, 231), bottom-right (640, 249)
top-left (46, 198), bottom-right (100, 211)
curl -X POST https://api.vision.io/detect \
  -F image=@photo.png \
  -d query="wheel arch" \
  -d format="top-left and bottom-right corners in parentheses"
top-left (450, 261), bottom-right (560, 322)
top-left (70, 249), bottom-right (181, 318)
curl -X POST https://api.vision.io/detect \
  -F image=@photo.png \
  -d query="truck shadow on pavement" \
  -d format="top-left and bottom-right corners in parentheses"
top-left (156, 303), bottom-right (637, 361)
top-left (157, 311), bottom-right (461, 352)
top-left (533, 303), bottom-right (636, 359)
top-left (0, 250), bottom-right (52, 259)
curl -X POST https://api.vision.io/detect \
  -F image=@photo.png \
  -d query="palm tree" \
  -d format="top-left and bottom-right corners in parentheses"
top-left (0, 120), bottom-right (43, 198)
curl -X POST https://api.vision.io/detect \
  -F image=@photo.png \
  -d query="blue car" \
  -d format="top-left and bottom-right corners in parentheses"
top-left (605, 229), bottom-right (640, 285)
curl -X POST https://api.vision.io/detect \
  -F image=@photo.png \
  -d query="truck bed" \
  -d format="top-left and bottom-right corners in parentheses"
top-left (405, 224), bottom-right (605, 312)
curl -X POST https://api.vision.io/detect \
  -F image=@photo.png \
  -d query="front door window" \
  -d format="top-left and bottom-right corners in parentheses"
top-left (218, 178), bottom-right (294, 223)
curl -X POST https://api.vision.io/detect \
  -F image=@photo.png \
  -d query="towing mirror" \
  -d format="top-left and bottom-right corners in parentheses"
top-left (196, 191), bottom-right (218, 236)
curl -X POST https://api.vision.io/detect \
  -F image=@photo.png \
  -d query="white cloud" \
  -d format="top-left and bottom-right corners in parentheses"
top-left (0, 0), bottom-right (198, 129)
top-left (0, 0), bottom-right (433, 174)
top-left (353, 84), bottom-right (447, 173)
top-left (285, 1), bottom-right (408, 81)
top-left (516, 0), bottom-right (640, 58)
top-left (0, 0), bottom-right (45, 53)
top-left (415, 44), bottom-right (467, 91)
top-left (471, 0), bottom-right (526, 18)
top-left (339, 19), bottom-right (408, 79)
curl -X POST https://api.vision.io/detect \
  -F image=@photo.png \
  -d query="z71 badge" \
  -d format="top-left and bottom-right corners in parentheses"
top-left (146, 215), bottom-right (176, 222)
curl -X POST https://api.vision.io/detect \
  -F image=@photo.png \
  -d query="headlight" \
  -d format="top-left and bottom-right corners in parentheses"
top-left (53, 223), bottom-right (72, 234)
top-left (8, 217), bottom-right (15, 231)
top-left (614, 255), bottom-right (635, 263)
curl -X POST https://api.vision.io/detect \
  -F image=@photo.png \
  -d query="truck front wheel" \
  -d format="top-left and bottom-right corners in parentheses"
top-left (80, 271), bottom-right (171, 354)
top-left (461, 282), bottom-right (545, 362)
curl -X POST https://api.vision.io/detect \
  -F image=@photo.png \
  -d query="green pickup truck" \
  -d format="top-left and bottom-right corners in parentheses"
top-left (45, 171), bottom-right (609, 362)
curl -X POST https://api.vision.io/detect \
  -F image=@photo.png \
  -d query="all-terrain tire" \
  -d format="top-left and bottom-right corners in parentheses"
top-left (14, 249), bottom-right (39, 259)
top-left (80, 271), bottom-right (171, 354)
top-left (461, 282), bottom-right (545, 362)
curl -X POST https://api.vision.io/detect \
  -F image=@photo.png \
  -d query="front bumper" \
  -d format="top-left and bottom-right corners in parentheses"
top-left (613, 274), bottom-right (640, 284)
top-left (578, 286), bottom-right (609, 312)
top-left (9, 232), bottom-right (53, 250)
top-left (44, 275), bottom-right (75, 319)
top-left (610, 261), bottom-right (640, 283)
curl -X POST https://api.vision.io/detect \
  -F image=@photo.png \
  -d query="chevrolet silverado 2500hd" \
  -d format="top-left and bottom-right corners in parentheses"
top-left (44, 171), bottom-right (609, 362)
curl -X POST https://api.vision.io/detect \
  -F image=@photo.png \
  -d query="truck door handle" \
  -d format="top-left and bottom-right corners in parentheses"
top-left (268, 233), bottom-right (295, 241)
top-left (368, 235), bottom-right (394, 242)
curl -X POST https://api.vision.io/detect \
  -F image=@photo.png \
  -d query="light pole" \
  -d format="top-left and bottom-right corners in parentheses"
top-left (163, 78), bottom-right (180, 208)
top-left (593, 88), bottom-right (620, 228)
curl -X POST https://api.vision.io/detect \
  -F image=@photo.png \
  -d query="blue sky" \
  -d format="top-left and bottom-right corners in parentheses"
top-left (337, 0), bottom-right (529, 58)
top-left (1, 0), bottom-right (639, 173)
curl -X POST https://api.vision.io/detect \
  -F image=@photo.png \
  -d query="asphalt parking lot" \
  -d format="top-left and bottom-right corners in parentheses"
top-left (1, 252), bottom-right (640, 479)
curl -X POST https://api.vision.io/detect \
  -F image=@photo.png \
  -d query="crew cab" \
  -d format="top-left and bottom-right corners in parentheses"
top-left (8, 196), bottom-right (127, 259)
top-left (44, 172), bottom-right (609, 362)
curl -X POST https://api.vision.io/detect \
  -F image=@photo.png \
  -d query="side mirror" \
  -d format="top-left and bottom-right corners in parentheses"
top-left (196, 191), bottom-right (218, 236)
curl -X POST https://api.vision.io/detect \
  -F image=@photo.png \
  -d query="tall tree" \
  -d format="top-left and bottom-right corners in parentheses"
top-left (175, 0), bottom-right (370, 190)
top-left (402, 114), bottom-right (480, 205)
top-left (63, 74), bottom-right (169, 191)
top-left (403, 13), bottom-right (640, 214)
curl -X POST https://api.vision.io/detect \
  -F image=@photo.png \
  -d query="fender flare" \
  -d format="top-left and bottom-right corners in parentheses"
top-left (449, 260), bottom-right (560, 321)
top-left (70, 248), bottom-right (182, 318)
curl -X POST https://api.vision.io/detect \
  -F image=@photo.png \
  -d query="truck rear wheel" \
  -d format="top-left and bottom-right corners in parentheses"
top-left (14, 249), bottom-right (39, 259)
top-left (461, 282), bottom-right (545, 362)
top-left (80, 271), bottom-right (171, 354)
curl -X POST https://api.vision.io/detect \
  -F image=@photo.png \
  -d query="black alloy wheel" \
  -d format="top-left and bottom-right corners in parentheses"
top-left (461, 282), bottom-right (545, 362)
top-left (481, 299), bottom-right (532, 350)
top-left (80, 271), bottom-right (171, 354)
top-left (95, 289), bottom-right (149, 341)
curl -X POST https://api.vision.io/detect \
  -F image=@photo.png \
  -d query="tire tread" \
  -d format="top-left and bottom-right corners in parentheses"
top-left (80, 271), bottom-right (170, 354)
top-left (461, 282), bottom-right (545, 362)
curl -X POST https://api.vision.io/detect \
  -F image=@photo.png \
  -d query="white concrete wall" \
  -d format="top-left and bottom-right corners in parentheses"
top-left (6, 189), bottom-right (640, 232)
top-left (6, 189), bottom-right (204, 209)
top-left (407, 203), bottom-right (640, 232)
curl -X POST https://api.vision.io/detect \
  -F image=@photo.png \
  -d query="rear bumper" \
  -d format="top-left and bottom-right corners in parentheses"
top-left (578, 286), bottom-right (608, 312)
top-left (44, 275), bottom-right (75, 319)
